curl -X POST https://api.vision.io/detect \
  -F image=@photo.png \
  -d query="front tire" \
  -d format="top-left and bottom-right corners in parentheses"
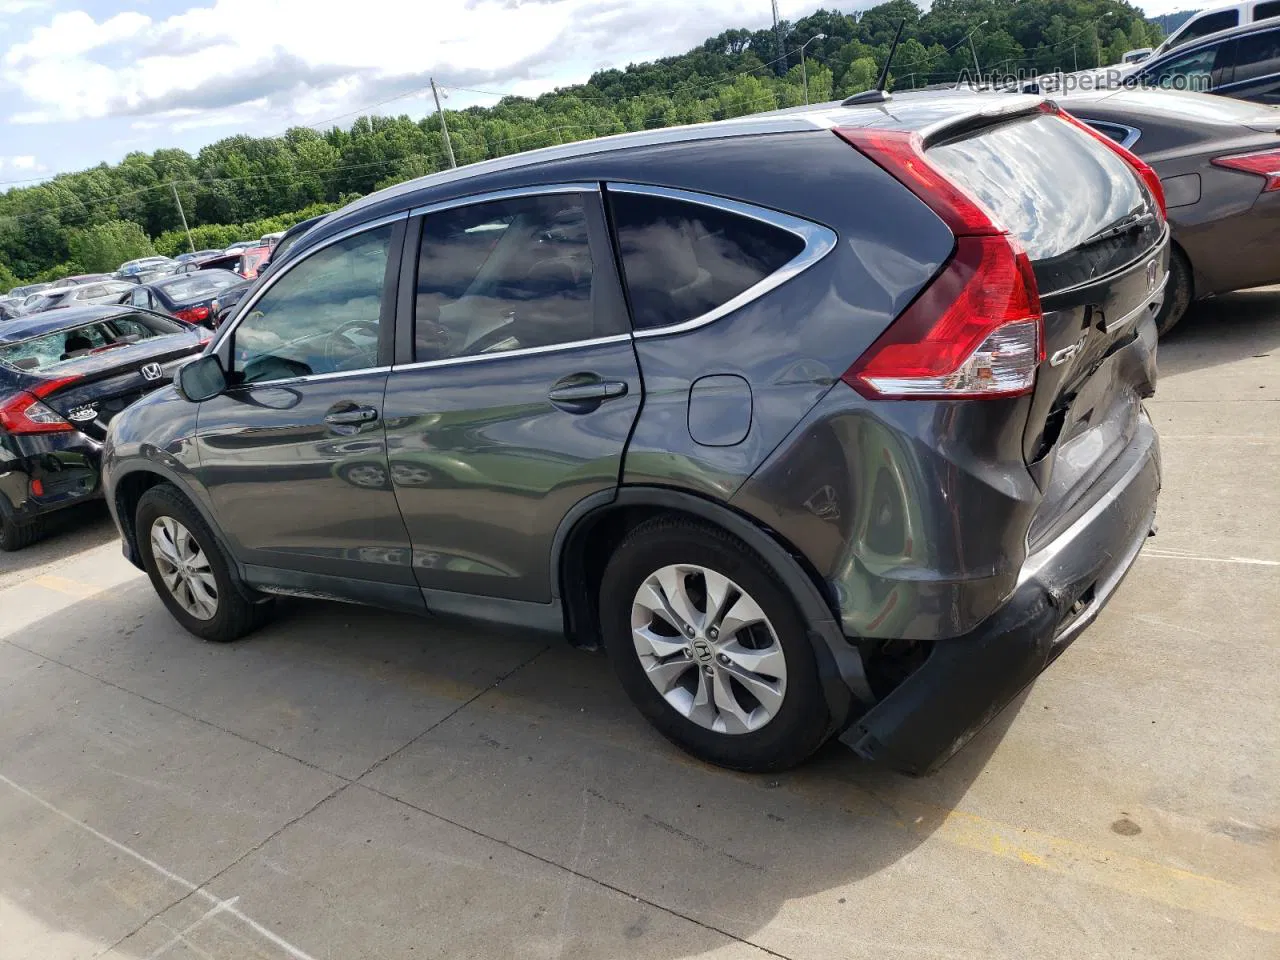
top-left (136, 484), bottom-right (272, 642)
top-left (599, 516), bottom-right (831, 772)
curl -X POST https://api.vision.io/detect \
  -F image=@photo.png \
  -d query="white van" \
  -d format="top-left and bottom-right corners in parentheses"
top-left (1127, 0), bottom-right (1280, 63)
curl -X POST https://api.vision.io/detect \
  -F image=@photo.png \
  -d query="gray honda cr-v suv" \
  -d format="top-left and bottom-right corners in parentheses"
top-left (104, 93), bottom-right (1167, 775)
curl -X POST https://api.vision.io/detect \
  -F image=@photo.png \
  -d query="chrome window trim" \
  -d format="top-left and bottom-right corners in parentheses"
top-left (1085, 120), bottom-right (1142, 150)
top-left (228, 365), bottom-right (393, 390)
top-left (409, 182), bottom-right (597, 219)
top-left (209, 210), bottom-right (409, 356)
top-left (604, 183), bottom-right (838, 339)
top-left (391, 334), bottom-right (631, 373)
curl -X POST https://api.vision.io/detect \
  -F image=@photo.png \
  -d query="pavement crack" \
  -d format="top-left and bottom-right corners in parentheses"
top-left (361, 782), bottom-right (794, 960)
top-left (355, 642), bottom-right (551, 781)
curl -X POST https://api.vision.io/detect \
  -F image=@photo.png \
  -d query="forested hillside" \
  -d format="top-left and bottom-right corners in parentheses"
top-left (0, 0), bottom-right (1162, 285)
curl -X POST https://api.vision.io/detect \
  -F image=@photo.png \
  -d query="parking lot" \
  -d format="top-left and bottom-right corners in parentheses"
top-left (1, 292), bottom-right (1276, 960)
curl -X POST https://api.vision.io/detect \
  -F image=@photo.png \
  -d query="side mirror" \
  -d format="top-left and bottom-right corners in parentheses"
top-left (176, 354), bottom-right (227, 403)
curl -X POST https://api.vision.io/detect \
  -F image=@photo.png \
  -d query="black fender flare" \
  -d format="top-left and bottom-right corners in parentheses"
top-left (109, 460), bottom-right (258, 601)
top-left (552, 485), bottom-right (874, 728)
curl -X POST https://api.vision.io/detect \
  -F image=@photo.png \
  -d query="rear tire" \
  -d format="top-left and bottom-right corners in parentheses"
top-left (0, 498), bottom-right (40, 552)
top-left (599, 516), bottom-right (831, 772)
top-left (136, 483), bottom-right (272, 643)
top-left (1156, 248), bottom-right (1192, 337)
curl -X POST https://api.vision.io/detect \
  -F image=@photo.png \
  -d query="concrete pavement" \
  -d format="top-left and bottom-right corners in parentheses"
top-left (0, 294), bottom-right (1277, 960)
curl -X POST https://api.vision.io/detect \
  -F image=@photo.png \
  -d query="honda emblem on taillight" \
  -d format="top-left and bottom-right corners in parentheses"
top-left (141, 363), bottom-right (163, 382)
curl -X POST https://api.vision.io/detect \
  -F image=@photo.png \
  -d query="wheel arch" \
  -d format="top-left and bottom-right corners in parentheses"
top-left (553, 486), bottom-right (873, 723)
top-left (111, 464), bottom-right (240, 586)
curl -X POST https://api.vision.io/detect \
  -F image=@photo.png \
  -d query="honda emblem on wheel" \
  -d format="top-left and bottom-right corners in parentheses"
top-left (141, 362), bottom-right (163, 382)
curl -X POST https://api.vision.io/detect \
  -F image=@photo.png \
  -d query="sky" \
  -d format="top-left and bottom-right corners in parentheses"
top-left (0, 0), bottom-right (1191, 188)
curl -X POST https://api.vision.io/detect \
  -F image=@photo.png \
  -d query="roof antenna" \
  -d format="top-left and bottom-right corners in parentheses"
top-left (842, 18), bottom-right (905, 106)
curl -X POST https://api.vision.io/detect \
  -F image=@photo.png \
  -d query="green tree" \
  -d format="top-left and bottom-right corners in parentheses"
top-left (67, 220), bottom-right (156, 272)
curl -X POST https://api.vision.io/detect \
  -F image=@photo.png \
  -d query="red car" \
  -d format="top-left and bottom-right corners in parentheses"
top-left (237, 245), bottom-right (270, 280)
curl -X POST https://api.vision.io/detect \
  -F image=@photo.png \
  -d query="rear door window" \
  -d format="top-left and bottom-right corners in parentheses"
top-left (1256, 0), bottom-right (1280, 20)
top-left (412, 192), bottom-right (626, 361)
top-left (606, 191), bottom-right (805, 331)
top-left (927, 114), bottom-right (1165, 293)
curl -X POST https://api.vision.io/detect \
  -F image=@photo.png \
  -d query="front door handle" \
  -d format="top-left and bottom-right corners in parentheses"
top-left (325, 405), bottom-right (379, 426)
top-left (547, 380), bottom-right (628, 404)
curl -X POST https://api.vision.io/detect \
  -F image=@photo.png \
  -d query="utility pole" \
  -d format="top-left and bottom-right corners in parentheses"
top-left (1073, 45), bottom-right (1079, 72)
top-left (799, 33), bottom-right (827, 105)
top-left (431, 78), bottom-right (456, 169)
top-left (170, 182), bottom-right (194, 254)
top-left (772, 0), bottom-right (787, 75)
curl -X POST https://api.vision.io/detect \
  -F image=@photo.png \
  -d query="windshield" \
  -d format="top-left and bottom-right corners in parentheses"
top-left (154, 272), bottom-right (243, 299)
top-left (0, 313), bottom-right (187, 373)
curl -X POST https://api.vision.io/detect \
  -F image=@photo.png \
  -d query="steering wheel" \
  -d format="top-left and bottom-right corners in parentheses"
top-left (323, 319), bottom-right (380, 368)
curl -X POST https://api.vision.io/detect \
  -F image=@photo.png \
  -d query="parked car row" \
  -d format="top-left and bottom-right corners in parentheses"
top-left (1, 228), bottom-right (300, 326)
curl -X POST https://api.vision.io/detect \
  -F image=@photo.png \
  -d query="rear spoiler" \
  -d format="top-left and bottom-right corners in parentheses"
top-left (916, 97), bottom-right (1048, 149)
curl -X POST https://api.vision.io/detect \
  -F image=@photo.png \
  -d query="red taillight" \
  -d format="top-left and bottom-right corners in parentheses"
top-left (1049, 105), bottom-right (1167, 218)
top-left (834, 128), bottom-right (1003, 236)
top-left (0, 375), bottom-right (79, 435)
top-left (1211, 150), bottom-right (1280, 192)
top-left (834, 126), bottom-right (1043, 400)
top-left (842, 236), bottom-right (1042, 399)
top-left (175, 305), bottom-right (210, 324)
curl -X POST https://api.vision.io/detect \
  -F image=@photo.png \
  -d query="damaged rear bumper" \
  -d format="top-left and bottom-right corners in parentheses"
top-left (843, 415), bottom-right (1160, 775)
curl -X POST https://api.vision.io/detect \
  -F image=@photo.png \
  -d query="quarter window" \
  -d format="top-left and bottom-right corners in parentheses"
top-left (607, 191), bottom-right (805, 331)
top-left (231, 224), bottom-right (393, 384)
top-left (412, 193), bottom-right (622, 362)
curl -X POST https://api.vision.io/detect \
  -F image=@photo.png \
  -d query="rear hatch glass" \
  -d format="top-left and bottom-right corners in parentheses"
top-left (926, 113), bottom-right (1164, 293)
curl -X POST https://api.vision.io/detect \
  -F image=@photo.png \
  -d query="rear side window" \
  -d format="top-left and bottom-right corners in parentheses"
top-left (1232, 27), bottom-right (1280, 81)
top-left (928, 115), bottom-right (1163, 291)
top-left (1257, 0), bottom-right (1280, 20)
top-left (1169, 9), bottom-right (1240, 49)
top-left (607, 191), bottom-right (804, 331)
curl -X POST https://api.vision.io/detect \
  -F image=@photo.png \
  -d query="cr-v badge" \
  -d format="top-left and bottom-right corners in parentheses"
top-left (1050, 331), bottom-right (1088, 367)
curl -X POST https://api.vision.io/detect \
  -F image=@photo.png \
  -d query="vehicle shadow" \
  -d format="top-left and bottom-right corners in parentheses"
top-left (1158, 285), bottom-right (1280, 378)
top-left (0, 501), bottom-right (117, 585)
top-left (1, 588), bottom-right (1026, 959)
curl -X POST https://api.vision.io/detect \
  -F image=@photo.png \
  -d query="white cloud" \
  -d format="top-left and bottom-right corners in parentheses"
top-left (0, 0), bottom-right (817, 127)
top-left (0, 154), bottom-right (44, 170)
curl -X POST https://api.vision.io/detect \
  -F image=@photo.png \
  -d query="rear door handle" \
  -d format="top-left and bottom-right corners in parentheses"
top-left (325, 405), bottom-right (379, 426)
top-left (547, 381), bottom-right (628, 404)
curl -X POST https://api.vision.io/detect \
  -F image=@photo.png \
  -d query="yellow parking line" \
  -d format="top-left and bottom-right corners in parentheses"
top-left (29, 575), bottom-right (105, 599)
top-left (898, 802), bottom-right (1280, 934)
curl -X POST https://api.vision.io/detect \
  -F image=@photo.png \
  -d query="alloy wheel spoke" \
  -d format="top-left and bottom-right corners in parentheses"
top-left (643, 652), bottom-right (694, 694)
top-left (722, 662), bottom-right (785, 718)
top-left (715, 591), bottom-right (767, 639)
top-left (686, 667), bottom-right (716, 728)
top-left (633, 580), bottom-right (686, 636)
top-left (632, 623), bottom-right (693, 661)
top-left (151, 521), bottom-right (180, 566)
top-left (710, 669), bottom-right (756, 734)
top-left (701, 569), bottom-right (733, 628)
top-left (654, 565), bottom-right (703, 633)
top-left (717, 639), bottom-right (785, 680)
